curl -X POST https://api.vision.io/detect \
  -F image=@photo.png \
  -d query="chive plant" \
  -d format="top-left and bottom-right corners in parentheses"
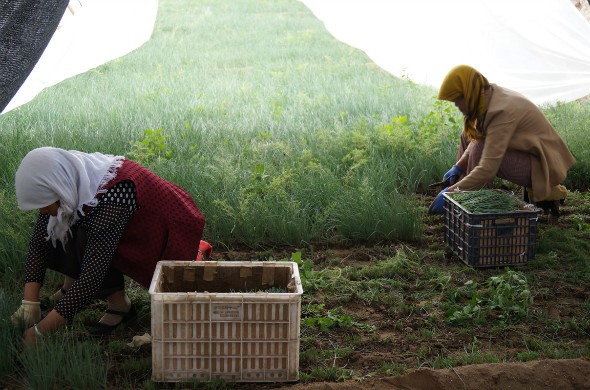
top-left (450, 190), bottom-right (522, 214)
top-left (20, 332), bottom-right (107, 390)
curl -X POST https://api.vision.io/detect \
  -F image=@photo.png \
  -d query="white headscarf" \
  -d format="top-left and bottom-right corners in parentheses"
top-left (15, 147), bottom-right (125, 247)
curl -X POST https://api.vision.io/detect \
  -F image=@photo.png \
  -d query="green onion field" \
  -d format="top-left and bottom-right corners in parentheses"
top-left (1, 0), bottom-right (589, 388)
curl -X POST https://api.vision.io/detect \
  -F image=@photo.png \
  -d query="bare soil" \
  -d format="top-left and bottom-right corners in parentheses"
top-left (282, 358), bottom-right (590, 390)
top-left (83, 188), bottom-right (590, 389)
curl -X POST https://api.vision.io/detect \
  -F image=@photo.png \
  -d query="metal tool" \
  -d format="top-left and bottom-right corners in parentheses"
top-left (428, 178), bottom-right (452, 188)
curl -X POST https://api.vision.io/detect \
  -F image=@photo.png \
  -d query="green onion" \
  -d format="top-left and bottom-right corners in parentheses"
top-left (450, 190), bottom-right (521, 214)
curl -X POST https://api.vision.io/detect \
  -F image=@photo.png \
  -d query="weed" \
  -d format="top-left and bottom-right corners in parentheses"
top-left (524, 337), bottom-right (547, 352)
top-left (536, 228), bottom-right (590, 282)
top-left (381, 361), bottom-right (406, 376)
top-left (143, 380), bottom-right (156, 390)
top-left (459, 339), bottom-right (485, 365)
top-left (300, 347), bottom-right (320, 366)
top-left (118, 357), bottom-right (152, 385)
top-left (517, 351), bottom-right (540, 362)
top-left (572, 215), bottom-right (590, 231)
top-left (419, 346), bottom-right (431, 357)
top-left (432, 355), bottom-right (457, 369)
top-left (309, 366), bottom-right (352, 382)
top-left (321, 347), bottom-right (354, 360)
top-left (108, 340), bottom-right (128, 354)
top-left (446, 269), bottom-right (532, 325)
top-left (419, 327), bottom-right (437, 340)
top-left (304, 306), bottom-right (375, 333)
top-left (343, 334), bottom-right (363, 345)
top-left (349, 252), bottom-right (417, 281)
top-left (280, 251), bottom-right (312, 288)
top-left (566, 317), bottom-right (590, 336)
top-left (486, 270), bottom-right (532, 321)
top-left (298, 371), bottom-right (310, 383)
top-left (246, 163), bottom-right (271, 196)
top-left (128, 128), bottom-right (173, 163)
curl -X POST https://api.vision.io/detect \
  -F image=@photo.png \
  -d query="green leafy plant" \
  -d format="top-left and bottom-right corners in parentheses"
top-left (304, 306), bottom-right (353, 332)
top-left (380, 361), bottom-right (406, 376)
top-left (446, 269), bottom-right (533, 325)
top-left (304, 306), bottom-right (375, 333)
top-left (486, 270), bottom-right (532, 321)
top-left (280, 251), bottom-right (313, 288)
top-left (246, 163), bottom-right (270, 196)
top-left (128, 128), bottom-right (172, 163)
top-left (572, 215), bottom-right (589, 231)
top-left (415, 98), bottom-right (461, 156)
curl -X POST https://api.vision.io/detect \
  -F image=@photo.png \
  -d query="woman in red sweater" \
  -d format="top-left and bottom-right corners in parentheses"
top-left (11, 147), bottom-right (206, 343)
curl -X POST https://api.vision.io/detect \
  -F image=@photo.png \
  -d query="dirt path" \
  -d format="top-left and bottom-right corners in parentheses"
top-left (281, 358), bottom-right (590, 390)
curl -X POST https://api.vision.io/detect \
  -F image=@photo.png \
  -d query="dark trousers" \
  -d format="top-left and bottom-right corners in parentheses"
top-left (46, 223), bottom-right (125, 299)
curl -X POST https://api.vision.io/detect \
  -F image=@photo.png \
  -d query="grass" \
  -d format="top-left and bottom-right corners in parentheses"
top-left (0, 0), bottom-right (460, 248)
top-left (19, 332), bottom-right (108, 389)
top-left (0, 0), bottom-right (589, 388)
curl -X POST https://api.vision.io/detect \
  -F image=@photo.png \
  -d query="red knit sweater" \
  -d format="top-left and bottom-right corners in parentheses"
top-left (103, 159), bottom-right (205, 287)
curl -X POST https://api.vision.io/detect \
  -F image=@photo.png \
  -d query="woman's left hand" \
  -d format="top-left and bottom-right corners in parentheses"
top-left (22, 309), bottom-right (66, 348)
top-left (428, 187), bottom-right (449, 215)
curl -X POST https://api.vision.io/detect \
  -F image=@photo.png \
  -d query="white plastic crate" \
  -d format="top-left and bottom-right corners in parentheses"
top-left (149, 261), bottom-right (303, 382)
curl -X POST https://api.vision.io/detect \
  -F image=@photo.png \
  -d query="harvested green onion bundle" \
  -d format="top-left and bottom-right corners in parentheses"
top-left (450, 190), bottom-right (522, 214)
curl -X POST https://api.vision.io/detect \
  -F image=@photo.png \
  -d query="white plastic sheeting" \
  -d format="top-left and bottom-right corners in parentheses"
top-left (2, 0), bottom-right (158, 114)
top-left (301, 0), bottom-right (590, 105)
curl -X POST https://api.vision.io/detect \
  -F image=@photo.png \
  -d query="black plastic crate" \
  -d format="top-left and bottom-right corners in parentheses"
top-left (443, 190), bottom-right (540, 268)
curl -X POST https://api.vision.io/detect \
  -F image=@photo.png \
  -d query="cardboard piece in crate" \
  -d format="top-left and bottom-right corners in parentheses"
top-left (443, 190), bottom-right (540, 268)
top-left (149, 261), bottom-right (303, 383)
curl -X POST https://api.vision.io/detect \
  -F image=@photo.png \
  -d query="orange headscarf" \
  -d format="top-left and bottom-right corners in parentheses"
top-left (437, 65), bottom-right (490, 141)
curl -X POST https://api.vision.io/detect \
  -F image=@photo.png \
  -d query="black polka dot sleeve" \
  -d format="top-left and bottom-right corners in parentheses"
top-left (24, 213), bottom-right (52, 285)
top-left (54, 180), bottom-right (138, 320)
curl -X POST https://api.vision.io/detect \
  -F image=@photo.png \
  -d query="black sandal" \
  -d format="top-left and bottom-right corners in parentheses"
top-left (90, 303), bottom-right (137, 337)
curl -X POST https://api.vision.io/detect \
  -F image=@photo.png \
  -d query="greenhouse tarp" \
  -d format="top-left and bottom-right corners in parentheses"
top-left (1, 0), bottom-right (158, 114)
top-left (301, 0), bottom-right (590, 105)
top-left (0, 0), bottom-right (70, 113)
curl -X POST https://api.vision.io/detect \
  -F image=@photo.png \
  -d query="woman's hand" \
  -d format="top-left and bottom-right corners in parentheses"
top-left (10, 299), bottom-right (41, 328)
top-left (21, 309), bottom-right (67, 348)
top-left (23, 326), bottom-right (38, 347)
top-left (428, 187), bottom-right (449, 215)
top-left (443, 165), bottom-right (465, 185)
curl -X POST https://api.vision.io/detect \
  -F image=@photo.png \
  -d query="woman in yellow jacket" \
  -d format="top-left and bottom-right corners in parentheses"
top-left (429, 65), bottom-right (575, 216)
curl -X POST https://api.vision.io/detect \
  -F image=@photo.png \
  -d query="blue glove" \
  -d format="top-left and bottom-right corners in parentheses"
top-left (429, 187), bottom-right (449, 215)
top-left (443, 165), bottom-right (465, 185)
